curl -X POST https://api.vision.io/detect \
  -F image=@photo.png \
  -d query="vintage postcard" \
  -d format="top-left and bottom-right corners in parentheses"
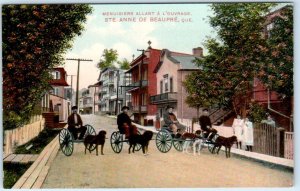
top-left (2, 1), bottom-right (294, 189)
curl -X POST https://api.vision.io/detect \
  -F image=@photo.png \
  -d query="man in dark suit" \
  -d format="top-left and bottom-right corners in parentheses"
top-left (199, 108), bottom-right (217, 141)
top-left (117, 106), bottom-right (137, 139)
top-left (163, 105), bottom-right (186, 135)
top-left (68, 106), bottom-right (87, 140)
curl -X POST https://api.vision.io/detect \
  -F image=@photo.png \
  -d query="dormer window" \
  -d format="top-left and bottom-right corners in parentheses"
top-left (52, 71), bottom-right (60, 79)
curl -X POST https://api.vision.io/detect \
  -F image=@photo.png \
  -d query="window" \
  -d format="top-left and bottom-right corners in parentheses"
top-left (51, 87), bottom-right (59, 96)
top-left (266, 22), bottom-right (274, 38)
top-left (164, 74), bottom-right (169, 92)
top-left (160, 108), bottom-right (163, 118)
top-left (160, 80), bottom-right (163, 94)
top-left (52, 71), bottom-right (60, 79)
top-left (170, 77), bottom-right (173, 92)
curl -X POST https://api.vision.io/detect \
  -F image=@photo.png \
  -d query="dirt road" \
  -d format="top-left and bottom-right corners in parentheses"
top-left (42, 115), bottom-right (293, 188)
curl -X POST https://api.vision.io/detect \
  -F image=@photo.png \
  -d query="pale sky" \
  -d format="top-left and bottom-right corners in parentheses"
top-left (61, 3), bottom-right (216, 90)
top-left (61, 2), bottom-right (291, 90)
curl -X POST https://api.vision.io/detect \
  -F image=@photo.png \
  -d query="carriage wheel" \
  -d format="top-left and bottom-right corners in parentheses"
top-left (156, 130), bottom-right (172, 153)
top-left (84, 124), bottom-right (97, 151)
top-left (173, 138), bottom-right (184, 152)
top-left (110, 131), bottom-right (123, 153)
top-left (59, 129), bottom-right (74, 156)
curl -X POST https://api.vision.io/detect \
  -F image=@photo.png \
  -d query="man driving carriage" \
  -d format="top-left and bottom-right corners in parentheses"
top-left (199, 108), bottom-right (217, 141)
top-left (117, 106), bottom-right (138, 139)
top-left (67, 106), bottom-right (87, 140)
top-left (163, 105), bottom-right (187, 136)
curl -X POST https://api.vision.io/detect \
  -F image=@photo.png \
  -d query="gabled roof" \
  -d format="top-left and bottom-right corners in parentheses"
top-left (173, 56), bottom-right (202, 70)
top-left (154, 49), bottom-right (201, 73)
top-left (50, 67), bottom-right (69, 86)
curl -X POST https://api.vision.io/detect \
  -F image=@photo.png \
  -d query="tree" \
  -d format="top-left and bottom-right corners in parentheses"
top-left (118, 58), bottom-right (130, 70)
top-left (97, 49), bottom-right (118, 69)
top-left (259, 5), bottom-right (293, 97)
top-left (2, 4), bottom-right (92, 129)
top-left (184, 3), bottom-right (277, 117)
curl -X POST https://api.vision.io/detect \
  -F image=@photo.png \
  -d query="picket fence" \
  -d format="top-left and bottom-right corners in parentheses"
top-left (3, 115), bottom-right (45, 155)
top-left (185, 119), bottom-right (293, 159)
top-left (284, 132), bottom-right (293, 159)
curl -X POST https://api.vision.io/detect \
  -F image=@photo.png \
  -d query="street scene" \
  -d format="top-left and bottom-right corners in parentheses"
top-left (2, 2), bottom-right (294, 189)
top-left (42, 115), bottom-right (292, 188)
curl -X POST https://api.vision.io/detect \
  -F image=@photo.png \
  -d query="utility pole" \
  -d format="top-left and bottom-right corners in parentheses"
top-left (66, 58), bottom-right (93, 107)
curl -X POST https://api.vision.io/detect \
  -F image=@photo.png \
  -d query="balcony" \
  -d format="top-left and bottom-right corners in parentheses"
top-left (99, 89), bottom-right (107, 94)
top-left (150, 92), bottom-right (177, 105)
top-left (132, 105), bottom-right (147, 113)
top-left (125, 80), bottom-right (148, 92)
top-left (82, 103), bottom-right (94, 108)
top-left (108, 80), bottom-right (114, 86)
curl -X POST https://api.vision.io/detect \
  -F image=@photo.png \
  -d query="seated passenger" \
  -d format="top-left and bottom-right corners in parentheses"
top-left (163, 105), bottom-right (186, 135)
top-left (67, 106), bottom-right (87, 140)
top-left (117, 106), bottom-right (138, 139)
top-left (199, 108), bottom-right (217, 141)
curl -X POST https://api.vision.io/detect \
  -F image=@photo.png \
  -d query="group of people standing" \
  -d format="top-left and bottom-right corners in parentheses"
top-left (232, 115), bottom-right (254, 151)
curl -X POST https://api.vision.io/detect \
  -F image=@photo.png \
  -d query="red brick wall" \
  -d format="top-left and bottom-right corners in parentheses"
top-left (146, 49), bottom-right (160, 116)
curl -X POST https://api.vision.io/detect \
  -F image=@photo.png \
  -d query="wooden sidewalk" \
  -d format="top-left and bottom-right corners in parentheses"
top-left (3, 154), bottom-right (39, 164)
top-left (12, 135), bottom-right (60, 189)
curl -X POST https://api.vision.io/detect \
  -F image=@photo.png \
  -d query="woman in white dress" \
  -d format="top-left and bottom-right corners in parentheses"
top-left (232, 115), bottom-right (244, 149)
top-left (242, 116), bottom-right (254, 151)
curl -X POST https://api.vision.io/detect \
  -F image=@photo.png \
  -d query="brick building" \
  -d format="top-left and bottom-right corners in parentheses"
top-left (124, 47), bottom-right (161, 125)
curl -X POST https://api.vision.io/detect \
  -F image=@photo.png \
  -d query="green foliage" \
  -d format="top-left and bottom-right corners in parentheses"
top-left (184, 3), bottom-right (279, 114)
top-left (260, 5), bottom-right (293, 97)
top-left (2, 4), bottom-right (92, 130)
top-left (248, 101), bottom-right (267, 123)
top-left (3, 163), bottom-right (32, 188)
top-left (97, 49), bottom-right (118, 69)
top-left (118, 58), bottom-right (130, 70)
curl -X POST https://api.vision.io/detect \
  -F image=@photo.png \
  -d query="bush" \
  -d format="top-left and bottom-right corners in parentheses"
top-left (3, 163), bottom-right (32, 188)
top-left (248, 101), bottom-right (267, 123)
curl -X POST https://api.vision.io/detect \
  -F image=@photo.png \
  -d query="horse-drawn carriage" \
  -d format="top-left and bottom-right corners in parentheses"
top-left (58, 124), bottom-right (97, 156)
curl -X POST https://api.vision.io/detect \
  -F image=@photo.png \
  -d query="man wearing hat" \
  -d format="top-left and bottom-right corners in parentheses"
top-left (199, 108), bottom-right (217, 141)
top-left (163, 105), bottom-right (186, 135)
top-left (67, 106), bottom-right (87, 140)
top-left (117, 106), bottom-right (137, 138)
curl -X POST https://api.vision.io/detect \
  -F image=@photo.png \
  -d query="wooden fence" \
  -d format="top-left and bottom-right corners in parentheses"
top-left (253, 123), bottom-right (285, 157)
top-left (3, 115), bottom-right (45, 155)
top-left (284, 132), bottom-right (294, 160)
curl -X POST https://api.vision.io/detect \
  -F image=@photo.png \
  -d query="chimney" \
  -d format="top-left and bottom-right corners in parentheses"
top-left (192, 47), bottom-right (203, 57)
